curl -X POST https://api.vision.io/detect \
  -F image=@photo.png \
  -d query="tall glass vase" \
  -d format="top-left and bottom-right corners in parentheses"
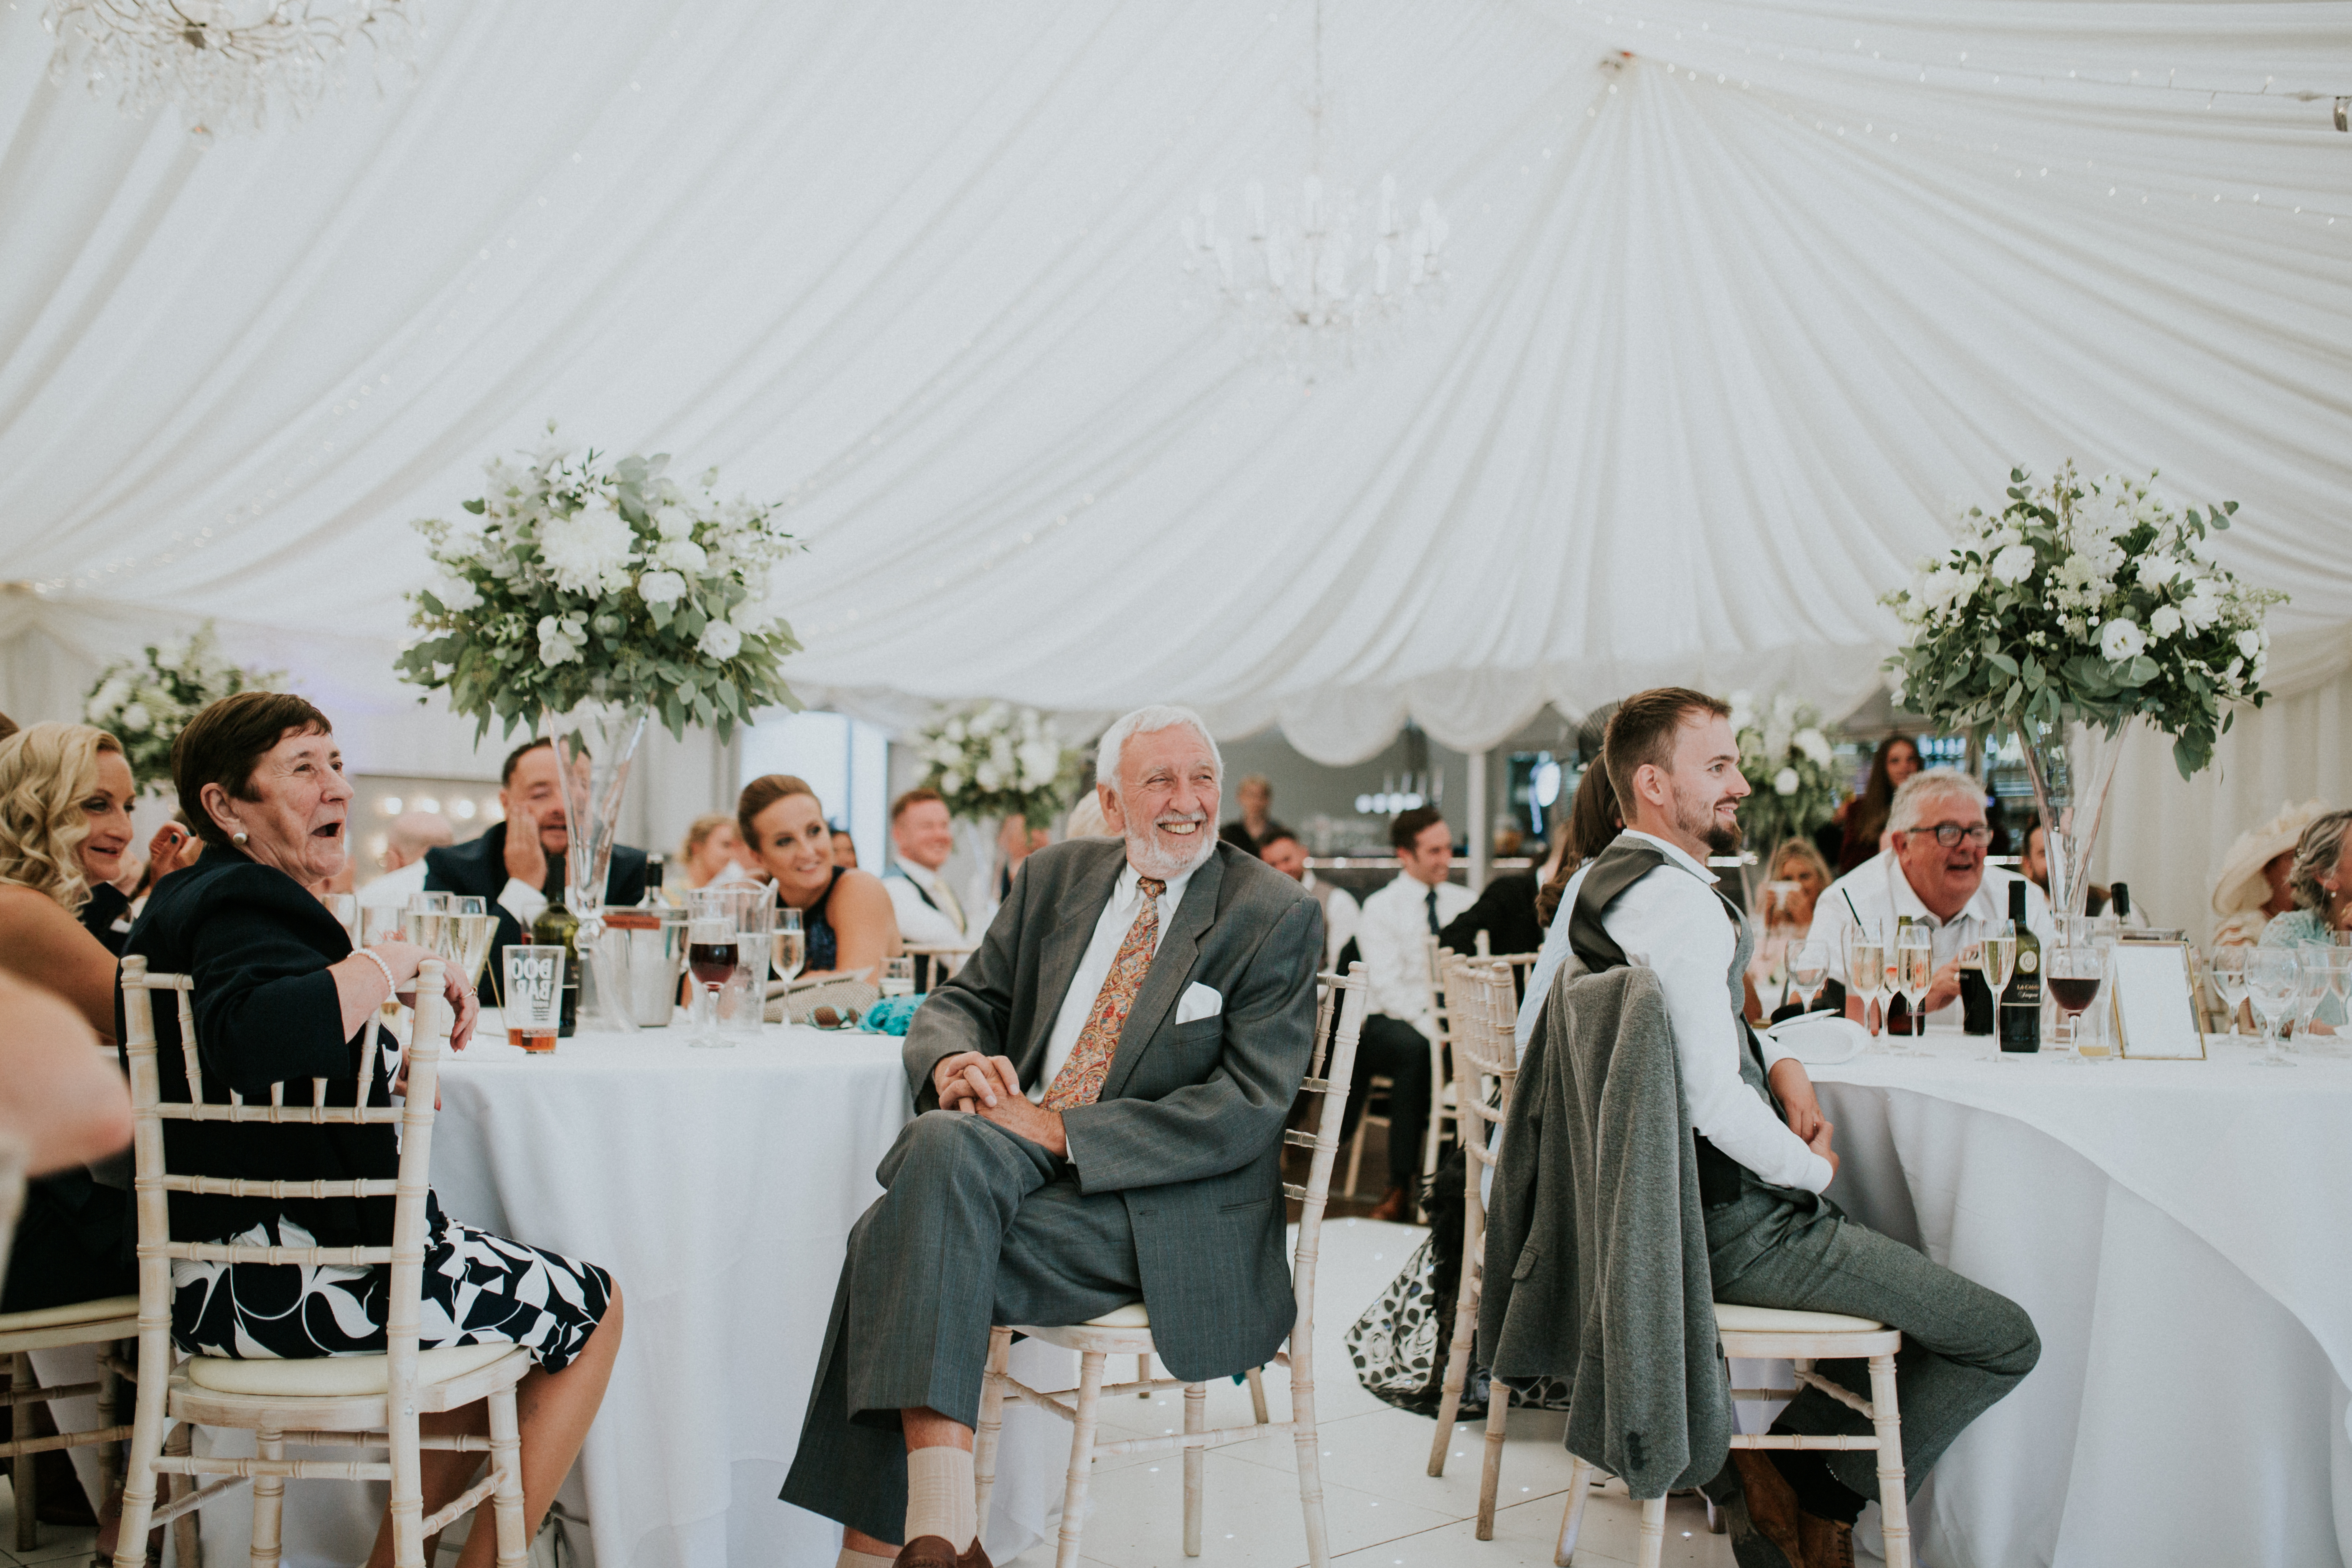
top-left (547, 700), bottom-right (650, 1031)
top-left (2011, 713), bottom-right (2134, 920)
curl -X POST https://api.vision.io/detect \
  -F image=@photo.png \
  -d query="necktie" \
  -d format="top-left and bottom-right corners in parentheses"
top-left (1426, 887), bottom-right (1441, 936)
top-left (1042, 876), bottom-right (1168, 1110)
top-left (932, 875), bottom-right (966, 936)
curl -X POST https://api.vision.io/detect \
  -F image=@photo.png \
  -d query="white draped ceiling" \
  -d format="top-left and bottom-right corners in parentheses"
top-left (1, 0), bottom-right (2349, 763)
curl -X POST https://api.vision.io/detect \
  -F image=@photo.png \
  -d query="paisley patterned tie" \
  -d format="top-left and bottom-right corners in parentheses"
top-left (1042, 876), bottom-right (1168, 1110)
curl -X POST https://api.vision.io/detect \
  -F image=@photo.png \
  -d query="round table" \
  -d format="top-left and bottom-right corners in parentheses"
top-left (1793, 1024), bottom-right (2352, 1568)
top-left (196, 1017), bottom-right (1070, 1568)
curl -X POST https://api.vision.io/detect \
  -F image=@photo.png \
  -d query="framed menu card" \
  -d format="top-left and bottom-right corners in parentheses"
top-left (2113, 941), bottom-right (2207, 1060)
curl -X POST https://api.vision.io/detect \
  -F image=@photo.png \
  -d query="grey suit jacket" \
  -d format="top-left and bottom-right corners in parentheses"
top-left (904, 837), bottom-right (1324, 1383)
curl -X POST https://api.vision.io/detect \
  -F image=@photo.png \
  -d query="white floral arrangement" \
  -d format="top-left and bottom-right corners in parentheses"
top-left (1726, 690), bottom-right (1841, 855)
top-left (83, 624), bottom-right (283, 792)
top-left (396, 429), bottom-right (802, 740)
top-left (914, 704), bottom-right (1087, 828)
top-left (1883, 464), bottom-right (2285, 778)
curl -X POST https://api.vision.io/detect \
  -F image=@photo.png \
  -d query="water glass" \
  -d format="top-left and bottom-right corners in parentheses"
top-left (1787, 941), bottom-right (1830, 1013)
top-left (2292, 949), bottom-right (2349, 1052)
top-left (2208, 947), bottom-right (2250, 1037)
top-left (724, 898), bottom-right (776, 1040)
top-left (2244, 948), bottom-right (2300, 1068)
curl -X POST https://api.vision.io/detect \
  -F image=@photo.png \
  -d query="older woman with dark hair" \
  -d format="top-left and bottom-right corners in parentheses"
top-left (127, 692), bottom-right (624, 1568)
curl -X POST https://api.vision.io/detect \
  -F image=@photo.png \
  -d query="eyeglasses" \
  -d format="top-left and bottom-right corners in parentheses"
top-left (1902, 824), bottom-right (1995, 848)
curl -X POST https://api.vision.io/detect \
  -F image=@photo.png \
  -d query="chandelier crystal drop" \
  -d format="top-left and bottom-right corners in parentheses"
top-left (1179, 0), bottom-right (1449, 380)
top-left (42, 0), bottom-right (418, 142)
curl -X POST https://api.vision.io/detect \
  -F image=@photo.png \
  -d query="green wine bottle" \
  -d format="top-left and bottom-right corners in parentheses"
top-left (1999, 879), bottom-right (2040, 1054)
top-left (532, 895), bottom-right (582, 1037)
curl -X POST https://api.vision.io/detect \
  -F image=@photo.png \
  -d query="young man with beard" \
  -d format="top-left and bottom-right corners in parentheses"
top-left (781, 705), bottom-right (1324, 1568)
top-left (1569, 689), bottom-right (2038, 1568)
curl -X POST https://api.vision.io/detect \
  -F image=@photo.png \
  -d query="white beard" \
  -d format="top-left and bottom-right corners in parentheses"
top-left (1126, 820), bottom-right (1217, 881)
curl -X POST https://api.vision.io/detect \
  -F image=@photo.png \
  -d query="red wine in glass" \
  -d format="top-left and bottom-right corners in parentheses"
top-left (688, 941), bottom-right (740, 988)
top-left (2048, 975), bottom-right (2104, 1016)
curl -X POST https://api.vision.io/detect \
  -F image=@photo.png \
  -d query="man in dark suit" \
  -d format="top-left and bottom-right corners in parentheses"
top-left (781, 705), bottom-right (1325, 1568)
top-left (423, 737), bottom-right (648, 1000)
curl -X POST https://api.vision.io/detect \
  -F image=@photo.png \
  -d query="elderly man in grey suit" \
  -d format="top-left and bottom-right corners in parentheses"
top-left (781, 705), bottom-right (1326, 1568)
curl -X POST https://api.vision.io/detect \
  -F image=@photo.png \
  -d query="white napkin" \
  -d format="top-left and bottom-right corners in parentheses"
top-left (1763, 1013), bottom-right (1868, 1066)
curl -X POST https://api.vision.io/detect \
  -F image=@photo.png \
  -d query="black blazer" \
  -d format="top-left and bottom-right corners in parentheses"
top-left (120, 850), bottom-right (397, 1249)
top-left (422, 824), bottom-right (647, 1000)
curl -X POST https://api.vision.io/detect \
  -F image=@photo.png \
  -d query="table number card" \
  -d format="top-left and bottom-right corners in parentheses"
top-left (2112, 941), bottom-right (2207, 1060)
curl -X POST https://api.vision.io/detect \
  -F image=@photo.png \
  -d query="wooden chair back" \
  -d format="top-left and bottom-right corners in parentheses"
top-left (119, 954), bottom-right (453, 1548)
top-left (1287, 963), bottom-right (1369, 1305)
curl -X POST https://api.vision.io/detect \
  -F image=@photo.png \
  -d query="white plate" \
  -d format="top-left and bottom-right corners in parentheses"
top-left (1762, 1013), bottom-right (1868, 1065)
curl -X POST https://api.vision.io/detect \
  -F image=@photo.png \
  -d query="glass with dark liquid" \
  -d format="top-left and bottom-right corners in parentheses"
top-left (684, 897), bottom-right (740, 1047)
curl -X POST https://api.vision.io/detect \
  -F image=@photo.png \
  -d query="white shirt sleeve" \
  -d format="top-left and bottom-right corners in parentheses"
top-left (1606, 866), bottom-right (1833, 1194)
top-left (1358, 881), bottom-right (1434, 1035)
top-left (886, 877), bottom-right (966, 948)
top-left (1324, 886), bottom-right (1362, 968)
top-left (499, 877), bottom-right (547, 929)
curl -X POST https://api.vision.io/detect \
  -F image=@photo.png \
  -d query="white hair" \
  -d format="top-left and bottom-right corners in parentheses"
top-left (1094, 705), bottom-right (1222, 794)
top-left (1887, 767), bottom-right (1985, 834)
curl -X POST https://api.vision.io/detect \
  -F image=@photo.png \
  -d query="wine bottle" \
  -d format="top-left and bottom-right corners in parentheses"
top-left (1999, 879), bottom-right (2040, 1053)
top-left (532, 895), bottom-right (582, 1037)
top-left (1888, 915), bottom-right (1915, 1035)
top-left (2110, 881), bottom-right (2131, 921)
top-left (641, 854), bottom-right (668, 909)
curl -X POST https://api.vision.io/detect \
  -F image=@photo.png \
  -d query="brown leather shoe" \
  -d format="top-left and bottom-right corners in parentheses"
top-left (1368, 1185), bottom-right (1412, 1222)
top-left (1798, 1512), bottom-right (1856, 1568)
top-left (1731, 1451), bottom-right (1806, 1568)
top-left (891, 1537), bottom-right (962, 1568)
top-left (958, 1537), bottom-right (994, 1568)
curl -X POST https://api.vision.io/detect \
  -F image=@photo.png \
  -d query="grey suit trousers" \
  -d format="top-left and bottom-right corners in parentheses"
top-left (780, 1110), bottom-right (1145, 1542)
top-left (1703, 1187), bottom-right (2041, 1503)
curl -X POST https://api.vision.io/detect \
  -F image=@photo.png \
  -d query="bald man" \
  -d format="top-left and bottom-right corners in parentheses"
top-left (356, 811), bottom-right (457, 911)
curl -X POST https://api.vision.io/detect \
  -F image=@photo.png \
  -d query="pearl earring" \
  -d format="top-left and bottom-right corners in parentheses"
top-left (232, 831), bottom-right (249, 845)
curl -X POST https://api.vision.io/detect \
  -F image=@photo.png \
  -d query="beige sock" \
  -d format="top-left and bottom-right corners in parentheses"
top-left (835, 1549), bottom-right (896, 1568)
top-left (904, 1444), bottom-right (979, 1551)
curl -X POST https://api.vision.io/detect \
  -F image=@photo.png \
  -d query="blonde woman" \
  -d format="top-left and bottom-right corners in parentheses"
top-left (0, 723), bottom-right (138, 1041)
top-left (677, 812), bottom-right (753, 890)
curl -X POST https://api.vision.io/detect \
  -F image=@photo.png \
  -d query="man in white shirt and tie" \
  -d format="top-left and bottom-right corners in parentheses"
top-left (1351, 806), bottom-right (1475, 1220)
top-left (1573, 688), bottom-right (2037, 1568)
top-left (883, 789), bottom-right (969, 951)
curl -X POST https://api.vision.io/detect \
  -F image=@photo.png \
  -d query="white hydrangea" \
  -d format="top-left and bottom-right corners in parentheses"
top-left (939, 770), bottom-right (964, 796)
top-left (537, 614), bottom-right (586, 666)
top-left (2148, 605), bottom-right (2183, 639)
top-left (1794, 728), bottom-right (1832, 766)
top-left (1017, 740), bottom-right (1060, 789)
top-left (697, 619), bottom-right (743, 661)
top-left (654, 537), bottom-right (708, 573)
top-left (433, 573), bottom-right (481, 612)
top-left (2135, 555), bottom-right (2179, 590)
top-left (1988, 544), bottom-right (2038, 585)
top-left (120, 701), bottom-right (152, 732)
top-left (655, 506), bottom-right (694, 540)
top-left (636, 570), bottom-right (687, 607)
top-left (2178, 581), bottom-right (2223, 632)
top-left (975, 761), bottom-right (1004, 792)
top-left (1772, 767), bottom-right (1800, 797)
top-left (2098, 618), bottom-right (2146, 663)
top-left (539, 503), bottom-right (636, 594)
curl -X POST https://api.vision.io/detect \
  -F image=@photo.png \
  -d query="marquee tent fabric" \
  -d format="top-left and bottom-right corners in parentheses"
top-left (2, 0), bottom-right (2349, 771)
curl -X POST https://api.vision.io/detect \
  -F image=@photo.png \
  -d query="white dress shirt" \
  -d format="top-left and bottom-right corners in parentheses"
top-left (1028, 861), bottom-right (1200, 1103)
top-left (1514, 862), bottom-right (1593, 1055)
top-left (1602, 831), bottom-right (1831, 1194)
top-left (1357, 872), bottom-right (1478, 1037)
top-left (886, 859), bottom-right (968, 947)
top-left (356, 858), bottom-right (428, 911)
top-left (1808, 852), bottom-right (2056, 1021)
top-left (1300, 871), bottom-right (1362, 967)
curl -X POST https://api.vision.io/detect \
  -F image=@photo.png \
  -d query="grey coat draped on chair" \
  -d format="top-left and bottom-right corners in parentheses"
top-left (1476, 963), bottom-right (1731, 1498)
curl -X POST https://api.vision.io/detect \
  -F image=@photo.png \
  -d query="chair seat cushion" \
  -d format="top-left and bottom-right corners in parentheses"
top-left (184, 1342), bottom-right (521, 1396)
top-left (1713, 1302), bottom-right (1885, 1335)
top-left (0, 1295), bottom-right (140, 1334)
top-left (1084, 1302), bottom-right (1151, 1328)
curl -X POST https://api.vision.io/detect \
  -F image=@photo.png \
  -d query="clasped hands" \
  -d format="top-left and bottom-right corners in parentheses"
top-left (1767, 1056), bottom-right (1838, 1181)
top-left (933, 1051), bottom-right (1067, 1156)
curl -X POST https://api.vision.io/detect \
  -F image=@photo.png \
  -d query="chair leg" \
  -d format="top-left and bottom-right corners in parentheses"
top-left (165, 1424), bottom-right (199, 1568)
top-left (973, 1328), bottom-right (1012, 1532)
top-left (96, 1345), bottom-right (123, 1524)
top-left (1554, 1456), bottom-right (1592, 1567)
top-left (1054, 1352), bottom-right (1107, 1568)
top-left (1475, 1379), bottom-right (1507, 1540)
top-left (11, 1352), bottom-right (38, 1554)
top-left (1138, 1353), bottom-right (1153, 1399)
top-left (250, 1425), bottom-right (286, 1568)
top-left (110, 1353), bottom-right (173, 1568)
top-left (1289, 1343), bottom-right (1329, 1568)
top-left (488, 1385), bottom-right (529, 1568)
top-left (1182, 1382), bottom-right (1204, 1557)
top-left (1428, 1264), bottom-right (1481, 1477)
top-left (1344, 1114), bottom-right (1367, 1199)
top-left (1636, 1494), bottom-right (1667, 1568)
top-left (1868, 1353), bottom-right (1912, 1568)
top-left (1244, 1367), bottom-right (1269, 1426)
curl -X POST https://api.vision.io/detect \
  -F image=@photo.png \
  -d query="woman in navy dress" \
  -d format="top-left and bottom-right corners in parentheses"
top-left (737, 774), bottom-right (903, 978)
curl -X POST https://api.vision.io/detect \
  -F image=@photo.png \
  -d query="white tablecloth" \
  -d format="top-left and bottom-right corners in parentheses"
top-left (197, 1018), bottom-right (1071, 1568)
top-left (1799, 1028), bottom-right (2352, 1568)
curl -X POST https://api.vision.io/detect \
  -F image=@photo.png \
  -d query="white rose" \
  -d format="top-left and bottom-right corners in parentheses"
top-left (2179, 583), bottom-right (2222, 632)
top-left (975, 761), bottom-right (1003, 792)
top-left (1016, 740), bottom-right (1059, 788)
top-left (2235, 629), bottom-right (2262, 659)
top-left (1919, 567), bottom-right (1965, 613)
top-left (655, 538), bottom-right (708, 573)
top-left (655, 506), bottom-right (693, 540)
top-left (433, 573), bottom-right (481, 612)
top-left (536, 614), bottom-right (584, 667)
top-left (1794, 728), bottom-right (1832, 766)
top-left (1773, 767), bottom-right (1800, 797)
top-left (2098, 618), bottom-right (2146, 663)
top-left (1727, 690), bottom-right (1756, 733)
top-left (945, 718), bottom-right (967, 743)
top-left (697, 619), bottom-right (742, 661)
top-left (2135, 555), bottom-right (2179, 590)
top-left (120, 701), bottom-right (151, 731)
top-left (1988, 543), bottom-right (2038, 585)
top-left (2148, 605), bottom-right (2182, 639)
top-left (539, 502), bottom-right (636, 594)
top-left (1991, 527), bottom-right (2024, 550)
top-left (939, 770), bottom-right (964, 796)
top-left (636, 569), bottom-right (687, 606)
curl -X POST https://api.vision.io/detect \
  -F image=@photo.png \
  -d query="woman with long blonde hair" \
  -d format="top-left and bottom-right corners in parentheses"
top-left (0, 723), bottom-right (137, 1040)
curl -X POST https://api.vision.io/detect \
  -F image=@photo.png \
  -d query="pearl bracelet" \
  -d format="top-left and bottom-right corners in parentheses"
top-left (354, 947), bottom-right (400, 1003)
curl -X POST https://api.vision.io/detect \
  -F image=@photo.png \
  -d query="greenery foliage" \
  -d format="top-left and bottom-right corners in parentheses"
top-left (1727, 690), bottom-right (1842, 855)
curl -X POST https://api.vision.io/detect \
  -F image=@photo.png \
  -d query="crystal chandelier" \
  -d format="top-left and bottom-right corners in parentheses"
top-left (1180, 0), bottom-right (1449, 380)
top-left (42, 0), bottom-right (417, 142)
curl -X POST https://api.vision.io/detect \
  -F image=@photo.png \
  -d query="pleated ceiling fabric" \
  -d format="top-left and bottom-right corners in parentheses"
top-left (1, 0), bottom-right (2347, 761)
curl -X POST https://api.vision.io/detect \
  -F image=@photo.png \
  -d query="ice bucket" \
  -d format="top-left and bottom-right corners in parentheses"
top-left (603, 909), bottom-right (688, 1028)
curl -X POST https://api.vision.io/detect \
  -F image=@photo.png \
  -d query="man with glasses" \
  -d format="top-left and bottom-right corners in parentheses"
top-left (1810, 767), bottom-right (2055, 1024)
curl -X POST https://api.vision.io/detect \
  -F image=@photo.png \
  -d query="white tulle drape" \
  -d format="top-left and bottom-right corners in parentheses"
top-left (0, 0), bottom-right (2346, 766)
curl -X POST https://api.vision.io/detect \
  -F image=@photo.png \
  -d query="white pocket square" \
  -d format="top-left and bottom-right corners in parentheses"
top-left (1175, 982), bottom-right (1224, 1025)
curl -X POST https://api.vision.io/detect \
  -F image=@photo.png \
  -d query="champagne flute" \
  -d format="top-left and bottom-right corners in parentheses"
top-left (2209, 947), bottom-right (2250, 1038)
top-left (2244, 947), bottom-right (2299, 1069)
top-left (451, 913), bottom-right (498, 993)
top-left (1978, 919), bottom-right (2019, 1019)
top-left (772, 906), bottom-right (807, 988)
top-left (1845, 923), bottom-right (1887, 1045)
top-left (1889, 924), bottom-right (1934, 1054)
top-left (1787, 941), bottom-right (1830, 1014)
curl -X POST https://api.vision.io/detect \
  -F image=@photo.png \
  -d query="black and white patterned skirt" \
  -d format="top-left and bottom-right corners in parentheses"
top-left (172, 1193), bottom-right (614, 1374)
